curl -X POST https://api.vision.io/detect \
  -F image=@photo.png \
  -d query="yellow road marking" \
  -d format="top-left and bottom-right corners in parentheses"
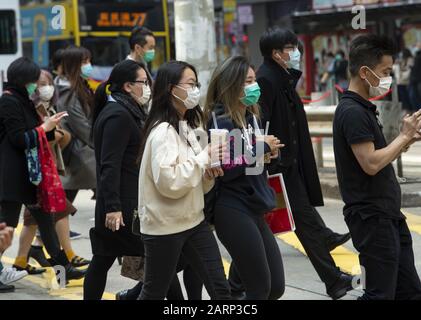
top-left (277, 232), bottom-right (361, 275)
top-left (403, 210), bottom-right (421, 235)
top-left (2, 223), bottom-right (115, 300)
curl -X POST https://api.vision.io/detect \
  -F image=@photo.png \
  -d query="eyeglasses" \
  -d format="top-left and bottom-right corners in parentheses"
top-left (132, 80), bottom-right (150, 86)
top-left (178, 82), bottom-right (201, 89)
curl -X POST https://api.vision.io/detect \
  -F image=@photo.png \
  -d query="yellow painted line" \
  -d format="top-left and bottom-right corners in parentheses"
top-left (402, 210), bottom-right (421, 235)
top-left (277, 232), bottom-right (361, 275)
top-left (2, 223), bottom-right (116, 300)
top-left (222, 259), bottom-right (230, 277)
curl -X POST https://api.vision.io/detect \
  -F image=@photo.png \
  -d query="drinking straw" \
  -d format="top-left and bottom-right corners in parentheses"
top-left (265, 121), bottom-right (269, 136)
top-left (212, 112), bottom-right (218, 129)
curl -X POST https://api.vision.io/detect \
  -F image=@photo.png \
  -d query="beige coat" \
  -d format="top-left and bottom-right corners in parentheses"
top-left (138, 121), bottom-right (214, 236)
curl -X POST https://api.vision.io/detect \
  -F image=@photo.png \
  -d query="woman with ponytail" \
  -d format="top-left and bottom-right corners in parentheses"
top-left (83, 59), bottom-right (151, 300)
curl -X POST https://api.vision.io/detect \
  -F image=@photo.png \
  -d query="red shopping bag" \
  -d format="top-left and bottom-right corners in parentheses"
top-left (35, 127), bottom-right (66, 213)
top-left (266, 173), bottom-right (295, 234)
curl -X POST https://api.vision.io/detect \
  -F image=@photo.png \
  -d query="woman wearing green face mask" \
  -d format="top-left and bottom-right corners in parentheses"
top-left (0, 57), bottom-right (86, 288)
top-left (204, 56), bottom-right (285, 300)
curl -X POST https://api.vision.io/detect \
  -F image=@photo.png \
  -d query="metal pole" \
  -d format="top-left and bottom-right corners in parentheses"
top-left (162, 0), bottom-right (171, 61)
top-left (174, 0), bottom-right (217, 103)
top-left (72, 0), bottom-right (81, 46)
top-left (312, 137), bottom-right (324, 168)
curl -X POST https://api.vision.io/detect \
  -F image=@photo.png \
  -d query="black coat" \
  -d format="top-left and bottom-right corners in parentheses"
top-left (91, 100), bottom-right (145, 257)
top-left (257, 58), bottom-right (324, 207)
top-left (0, 84), bottom-right (53, 204)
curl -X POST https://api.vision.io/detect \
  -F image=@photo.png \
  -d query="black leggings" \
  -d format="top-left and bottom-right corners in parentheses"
top-left (0, 201), bottom-right (69, 266)
top-left (183, 264), bottom-right (203, 300)
top-left (214, 205), bottom-right (285, 300)
top-left (83, 255), bottom-right (186, 300)
top-left (139, 221), bottom-right (231, 300)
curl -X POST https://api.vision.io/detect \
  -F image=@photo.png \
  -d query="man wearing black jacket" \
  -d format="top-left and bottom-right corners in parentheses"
top-left (254, 27), bottom-right (353, 299)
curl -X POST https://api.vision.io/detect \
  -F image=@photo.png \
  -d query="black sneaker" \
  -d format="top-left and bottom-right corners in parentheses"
top-left (13, 264), bottom-right (46, 275)
top-left (65, 264), bottom-right (87, 281)
top-left (70, 256), bottom-right (91, 267)
top-left (0, 281), bottom-right (15, 293)
top-left (28, 245), bottom-right (51, 267)
top-left (69, 231), bottom-right (82, 240)
top-left (116, 289), bottom-right (130, 300)
top-left (327, 273), bottom-right (354, 300)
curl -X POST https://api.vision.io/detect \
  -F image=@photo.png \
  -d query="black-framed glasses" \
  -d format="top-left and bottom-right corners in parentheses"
top-left (178, 82), bottom-right (201, 89)
top-left (132, 80), bottom-right (150, 86)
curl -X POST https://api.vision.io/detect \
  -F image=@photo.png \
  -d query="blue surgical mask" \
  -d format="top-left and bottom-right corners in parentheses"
top-left (287, 48), bottom-right (301, 70)
top-left (81, 63), bottom-right (93, 79)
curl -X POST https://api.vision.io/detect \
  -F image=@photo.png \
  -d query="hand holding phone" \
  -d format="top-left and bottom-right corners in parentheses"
top-left (41, 112), bottom-right (68, 132)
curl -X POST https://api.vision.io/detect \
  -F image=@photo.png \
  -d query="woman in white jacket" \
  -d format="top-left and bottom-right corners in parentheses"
top-left (136, 61), bottom-right (230, 300)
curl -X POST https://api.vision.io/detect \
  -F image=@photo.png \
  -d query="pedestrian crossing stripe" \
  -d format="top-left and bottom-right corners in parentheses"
top-left (276, 233), bottom-right (361, 275)
top-left (403, 210), bottom-right (421, 234)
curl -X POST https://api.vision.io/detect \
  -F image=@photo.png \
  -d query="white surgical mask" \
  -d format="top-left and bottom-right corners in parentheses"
top-left (38, 85), bottom-right (55, 101)
top-left (132, 84), bottom-right (151, 106)
top-left (364, 67), bottom-right (392, 97)
top-left (287, 48), bottom-right (301, 70)
top-left (173, 86), bottom-right (201, 110)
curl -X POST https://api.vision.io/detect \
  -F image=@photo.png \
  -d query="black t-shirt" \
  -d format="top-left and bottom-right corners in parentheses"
top-left (333, 90), bottom-right (404, 220)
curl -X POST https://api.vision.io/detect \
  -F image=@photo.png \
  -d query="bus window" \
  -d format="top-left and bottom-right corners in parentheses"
top-left (0, 10), bottom-right (17, 54)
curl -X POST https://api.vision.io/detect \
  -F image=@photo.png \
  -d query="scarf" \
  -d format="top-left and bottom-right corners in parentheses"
top-left (111, 91), bottom-right (148, 130)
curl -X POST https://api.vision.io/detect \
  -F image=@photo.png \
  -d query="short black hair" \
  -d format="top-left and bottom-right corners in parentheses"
top-left (259, 27), bottom-right (298, 58)
top-left (349, 34), bottom-right (397, 77)
top-left (7, 57), bottom-right (40, 87)
top-left (129, 26), bottom-right (154, 51)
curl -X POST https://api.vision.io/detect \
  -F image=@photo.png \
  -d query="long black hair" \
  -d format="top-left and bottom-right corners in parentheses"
top-left (92, 59), bottom-right (150, 130)
top-left (61, 46), bottom-right (94, 116)
top-left (139, 60), bottom-right (203, 160)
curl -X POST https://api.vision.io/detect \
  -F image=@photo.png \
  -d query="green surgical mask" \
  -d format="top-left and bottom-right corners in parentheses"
top-left (240, 82), bottom-right (261, 107)
top-left (144, 49), bottom-right (155, 63)
top-left (26, 83), bottom-right (37, 96)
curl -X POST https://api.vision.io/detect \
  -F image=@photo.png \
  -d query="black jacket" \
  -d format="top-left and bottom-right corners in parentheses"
top-left (91, 100), bottom-right (146, 256)
top-left (257, 58), bottom-right (324, 207)
top-left (208, 104), bottom-right (276, 215)
top-left (0, 84), bottom-right (54, 204)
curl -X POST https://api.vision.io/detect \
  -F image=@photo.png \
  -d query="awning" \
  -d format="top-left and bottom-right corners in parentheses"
top-left (292, 1), bottom-right (421, 34)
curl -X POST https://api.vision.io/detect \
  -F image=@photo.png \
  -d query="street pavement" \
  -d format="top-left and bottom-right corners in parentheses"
top-left (1, 191), bottom-right (421, 300)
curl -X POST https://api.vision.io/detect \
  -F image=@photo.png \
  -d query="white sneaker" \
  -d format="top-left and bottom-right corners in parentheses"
top-left (0, 267), bottom-right (28, 285)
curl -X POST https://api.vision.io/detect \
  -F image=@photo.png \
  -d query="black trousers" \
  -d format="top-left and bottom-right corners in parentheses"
top-left (215, 205), bottom-right (285, 300)
top-left (83, 255), bottom-right (186, 300)
top-left (0, 201), bottom-right (69, 266)
top-left (138, 220), bottom-right (231, 300)
top-left (346, 213), bottom-right (421, 300)
top-left (285, 167), bottom-right (342, 290)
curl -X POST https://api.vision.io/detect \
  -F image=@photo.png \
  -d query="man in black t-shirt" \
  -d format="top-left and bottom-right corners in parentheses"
top-left (333, 34), bottom-right (421, 300)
